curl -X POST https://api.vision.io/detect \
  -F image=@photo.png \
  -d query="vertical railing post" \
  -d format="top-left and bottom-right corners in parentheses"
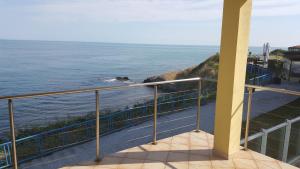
top-left (8, 99), bottom-right (18, 169)
top-left (152, 85), bottom-right (158, 145)
top-left (3, 144), bottom-right (9, 166)
top-left (37, 136), bottom-right (43, 154)
top-left (95, 90), bottom-right (101, 162)
top-left (7, 144), bottom-right (12, 165)
top-left (261, 129), bottom-right (268, 155)
top-left (244, 87), bottom-right (253, 150)
top-left (196, 78), bottom-right (202, 132)
top-left (282, 120), bottom-right (292, 162)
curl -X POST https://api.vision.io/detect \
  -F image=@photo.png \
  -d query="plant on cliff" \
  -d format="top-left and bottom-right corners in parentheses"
top-left (144, 53), bottom-right (220, 92)
top-left (270, 49), bottom-right (287, 56)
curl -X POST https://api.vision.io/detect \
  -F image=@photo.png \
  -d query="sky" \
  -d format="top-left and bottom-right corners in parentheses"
top-left (0, 0), bottom-right (299, 47)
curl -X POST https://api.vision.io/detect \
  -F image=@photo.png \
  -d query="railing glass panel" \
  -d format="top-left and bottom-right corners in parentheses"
top-left (266, 126), bottom-right (286, 160)
top-left (248, 136), bottom-right (262, 152)
top-left (287, 120), bottom-right (300, 162)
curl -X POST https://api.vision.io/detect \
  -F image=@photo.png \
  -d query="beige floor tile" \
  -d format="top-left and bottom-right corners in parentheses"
top-left (95, 156), bottom-right (123, 169)
top-left (159, 137), bottom-right (173, 144)
top-left (208, 140), bottom-right (214, 148)
top-left (69, 166), bottom-right (94, 169)
top-left (189, 144), bottom-right (209, 149)
top-left (142, 160), bottom-right (166, 169)
top-left (189, 164), bottom-right (212, 169)
top-left (60, 131), bottom-right (297, 169)
top-left (118, 158), bottom-right (144, 169)
top-left (206, 133), bottom-right (214, 139)
top-left (190, 131), bottom-right (207, 139)
top-left (146, 151), bottom-right (169, 162)
top-left (177, 132), bottom-right (190, 138)
top-left (190, 132), bottom-right (207, 139)
top-left (250, 151), bottom-right (276, 162)
top-left (211, 159), bottom-right (235, 168)
top-left (150, 142), bottom-right (170, 151)
top-left (126, 151), bottom-right (148, 160)
top-left (255, 160), bottom-right (282, 169)
top-left (139, 144), bottom-right (153, 151)
top-left (108, 149), bottom-right (128, 158)
top-left (170, 143), bottom-right (189, 152)
top-left (124, 147), bottom-right (148, 160)
top-left (94, 166), bottom-right (115, 169)
top-left (172, 136), bottom-right (190, 145)
top-left (189, 154), bottom-right (211, 166)
top-left (230, 150), bottom-right (253, 160)
top-left (190, 146), bottom-right (212, 157)
top-left (126, 147), bottom-right (145, 153)
top-left (167, 152), bottom-right (189, 162)
top-left (165, 162), bottom-right (188, 169)
top-left (279, 162), bottom-right (299, 169)
top-left (233, 158), bottom-right (258, 169)
top-left (190, 133), bottom-right (207, 140)
top-left (190, 137), bottom-right (209, 147)
top-left (102, 157), bottom-right (121, 163)
top-left (212, 167), bottom-right (235, 169)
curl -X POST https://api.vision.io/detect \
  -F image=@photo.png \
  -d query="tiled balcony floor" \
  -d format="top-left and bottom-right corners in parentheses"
top-left (60, 131), bottom-right (298, 169)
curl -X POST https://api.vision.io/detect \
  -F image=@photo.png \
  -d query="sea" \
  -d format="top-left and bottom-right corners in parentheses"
top-left (0, 39), bottom-right (264, 134)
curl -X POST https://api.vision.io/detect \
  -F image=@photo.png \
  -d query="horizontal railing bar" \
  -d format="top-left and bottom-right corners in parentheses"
top-left (0, 77), bottom-right (202, 100)
top-left (249, 74), bottom-right (270, 81)
top-left (264, 122), bottom-right (287, 133)
top-left (288, 155), bottom-right (300, 165)
top-left (240, 131), bottom-right (264, 144)
top-left (245, 84), bottom-right (300, 96)
top-left (290, 116), bottom-right (300, 123)
top-left (241, 115), bottom-right (300, 144)
top-left (0, 76), bottom-right (299, 100)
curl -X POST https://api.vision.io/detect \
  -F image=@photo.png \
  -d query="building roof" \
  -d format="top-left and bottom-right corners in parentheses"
top-left (284, 53), bottom-right (300, 61)
top-left (285, 46), bottom-right (300, 61)
top-left (289, 45), bottom-right (300, 49)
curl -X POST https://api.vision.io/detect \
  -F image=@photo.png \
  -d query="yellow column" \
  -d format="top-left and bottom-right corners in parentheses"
top-left (214, 0), bottom-right (252, 158)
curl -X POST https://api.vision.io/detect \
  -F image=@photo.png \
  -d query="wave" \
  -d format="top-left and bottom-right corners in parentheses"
top-left (123, 81), bottom-right (135, 84)
top-left (104, 78), bottom-right (117, 82)
top-left (103, 78), bottom-right (135, 84)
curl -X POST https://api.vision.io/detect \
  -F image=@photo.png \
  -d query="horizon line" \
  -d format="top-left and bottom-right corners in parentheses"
top-left (0, 38), bottom-right (287, 49)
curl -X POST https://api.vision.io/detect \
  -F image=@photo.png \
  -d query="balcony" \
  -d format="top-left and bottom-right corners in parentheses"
top-left (61, 131), bottom-right (298, 169)
top-left (1, 77), bottom-right (299, 169)
top-left (1, 1), bottom-right (300, 169)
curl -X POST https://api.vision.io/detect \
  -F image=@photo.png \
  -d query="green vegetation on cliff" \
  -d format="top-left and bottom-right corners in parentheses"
top-left (270, 49), bottom-right (287, 56)
top-left (144, 53), bottom-right (219, 92)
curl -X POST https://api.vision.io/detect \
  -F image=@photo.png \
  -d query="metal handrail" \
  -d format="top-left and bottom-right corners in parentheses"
top-left (243, 84), bottom-right (300, 149)
top-left (243, 83), bottom-right (300, 164)
top-left (240, 115), bottom-right (300, 163)
top-left (0, 77), bottom-right (208, 169)
top-left (0, 77), bottom-right (203, 100)
top-left (1, 76), bottom-right (300, 169)
top-left (0, 77), bottom-right (299, 100)
top-left (245, 84), bottom-right (300, 96)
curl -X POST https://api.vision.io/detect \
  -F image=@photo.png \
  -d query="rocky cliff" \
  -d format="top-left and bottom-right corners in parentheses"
top-left (144, 53), bottom-right (219, 92)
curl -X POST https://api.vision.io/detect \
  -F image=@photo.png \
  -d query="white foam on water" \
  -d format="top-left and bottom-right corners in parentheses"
top-left (104, 78), bottom-right (117, 82)
top-left (124, 81), bottom-right (135, 84)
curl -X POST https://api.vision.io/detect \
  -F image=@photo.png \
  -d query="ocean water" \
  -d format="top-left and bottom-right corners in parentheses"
top-left (0, 39), bottom-right (263, 133)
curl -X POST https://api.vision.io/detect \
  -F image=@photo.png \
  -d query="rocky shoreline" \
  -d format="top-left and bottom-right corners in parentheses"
top-left (143, 53), bottom-right (219, 92)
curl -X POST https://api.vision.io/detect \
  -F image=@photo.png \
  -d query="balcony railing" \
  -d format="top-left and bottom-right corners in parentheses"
top-left (0, 77), bottom-right (299, 169)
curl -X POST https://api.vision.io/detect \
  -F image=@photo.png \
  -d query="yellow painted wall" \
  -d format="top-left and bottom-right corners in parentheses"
top-left (214, 0), bottom-right (252, 158)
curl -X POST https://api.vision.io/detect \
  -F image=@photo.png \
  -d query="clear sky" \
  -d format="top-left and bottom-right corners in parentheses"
top-left (0, 0), bottom-right (299, 47)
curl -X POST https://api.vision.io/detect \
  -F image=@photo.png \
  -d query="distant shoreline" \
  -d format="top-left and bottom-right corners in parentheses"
top-left (0, 39), bottom-right (285, 49)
